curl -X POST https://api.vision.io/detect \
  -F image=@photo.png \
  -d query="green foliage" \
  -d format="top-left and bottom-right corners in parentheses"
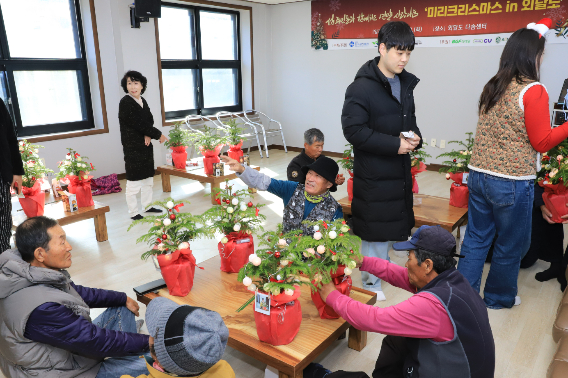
top-left (224, 118), bottom-right (245, 146)
top-left (237, 224), bottom-right (315, 296)
top-left (337, 143), bottom-right (354, 172)
top-left (18, 140), bottom-right (53, 188)
top-left (186, 125), bottom-right (230, 151)
top-left (410, 142), bottom-right (431, 168)
top-left (537, 139), bottom-right (568, 185)
top-left (164, 122), bottom-right (191, 148)
top-left (56, 148), bottom-right (95, 181)
top-left (128, 198), bottom-right (207, 260)
top-left (201, 180), bottom-right (266, 236)
top-left (435, 132), bottom-right (474, 174)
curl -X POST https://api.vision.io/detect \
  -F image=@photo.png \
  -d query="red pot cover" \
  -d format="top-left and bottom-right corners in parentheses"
top-left (19, 180), bottom-right (45, 217)
top-left (218, 232), bottom-right (254, 273)
top-left (254, 286), bottom-right (302, 345)
top-left (411, 161), bottom-right (427, 194)
top-left (157, 248), bottom-right (198, 297)
top-left (311, 266), bottom-right (353, 319)
top-left (347, 177), bottom-right (353, 202)
top-left (66, 174), bottom-right (94, 207)
top-left (539, 181), bottom-right (568, 223)
top-left (200, 145), bottom-right (223, 175)
top-left (227, 141), bottom-right (244, 161)
top-left (170, 146), bottom-right (188, 170)
top-left (450, 183), bottom-right (469, 208)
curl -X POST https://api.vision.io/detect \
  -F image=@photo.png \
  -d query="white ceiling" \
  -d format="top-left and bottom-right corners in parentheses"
top-left (241, 0), bottom-right (311, 4)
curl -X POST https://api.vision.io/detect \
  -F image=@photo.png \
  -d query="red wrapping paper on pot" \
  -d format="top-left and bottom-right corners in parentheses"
top-left (19, 180), bottom-right (45, 217)
top-left (539, 181), bottom-right (568, 223)
top-left (170, 146), bottom-right (188, 170)
top-left (311, 266), bottom-right (353, 319)
top-left (218, 232), bottom-right (254, 273)
top-left (411, 161), bottom-right (427, 194)
top-left (448, 172), bottom-right (469, 208)
top-left (347, 170), bottom-right (354, 202)
top-left (227, 141), bottom-right (244, 160)
top-left (157, 248), bottom-right (198, 297)
top-left (66, 174), bottom-right (94, 207)
top-left (254, 286), bottom-right (302, 345)
top-left (200, 145), bottom-right (223, 175)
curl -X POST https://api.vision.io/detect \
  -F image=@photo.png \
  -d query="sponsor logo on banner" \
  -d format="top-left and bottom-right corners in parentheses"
top-left (452, 39), bottom-right (470, 44)
top-left (484, 39), bottom-right (492, 43)
top-left (473, 39), bottom-right (482, 44)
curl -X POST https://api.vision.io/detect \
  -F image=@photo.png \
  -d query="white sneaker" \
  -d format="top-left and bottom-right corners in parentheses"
top-left (374, 290), bottom-right (386, 301)
top-left (514, 296), bottom-right (521, 306)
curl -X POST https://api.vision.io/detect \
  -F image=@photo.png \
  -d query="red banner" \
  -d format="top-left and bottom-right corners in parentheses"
top-left (311, 0), bottom-right (568, 48)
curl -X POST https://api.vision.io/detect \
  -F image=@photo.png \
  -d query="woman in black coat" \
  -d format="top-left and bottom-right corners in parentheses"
top-left (118, 71), bottom-right (167, 220)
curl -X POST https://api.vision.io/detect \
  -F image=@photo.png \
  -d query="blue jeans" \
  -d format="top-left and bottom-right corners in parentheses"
top-left (360, 241), bottom-right (393, 291)
top-left (457, 170), bottom-right (534, 309)
top-left (94, 307), bottom-right (149, 378)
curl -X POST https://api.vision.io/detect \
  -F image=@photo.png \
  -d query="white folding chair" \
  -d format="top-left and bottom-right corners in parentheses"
top-left (215, 111), bottom-right (264, 158)
top-left (244, 110), bottom-right (287, 158)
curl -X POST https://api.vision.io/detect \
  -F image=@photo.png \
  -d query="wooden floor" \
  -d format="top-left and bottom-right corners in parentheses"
top-left (7, 149), bottom-right (566, 378)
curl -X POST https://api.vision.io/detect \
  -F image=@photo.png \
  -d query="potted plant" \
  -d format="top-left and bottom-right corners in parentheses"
top-left (187, 125), bottom-right (229, 176)
top-left (293, 219), bottom-right (363, 319)
top-left (436, 132), bottom-right (474, 208)
top-left (164, 122), bottom-right (191, 170)
top-left (224, 118), bottom-right (245, 161)
top-left (237, 224), bottom-right (314, 345)
top-left (18, 140), bottom-right (53, 217)
top-left (410, 142), bottom-right (431, 193)
top-left (129, 198), bottom-right (207, 296)
top-left (56, 148), bottom-right (96, 208)
top-left (201, 181), bottom-right (266, 273)
top-left (338, 144), bottom-right (354, 201)
top-left (537, 139), bottom-right (568, 223)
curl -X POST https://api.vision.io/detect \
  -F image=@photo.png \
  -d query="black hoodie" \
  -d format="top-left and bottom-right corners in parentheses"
top-left (341, 56), bottom-right (422, 242)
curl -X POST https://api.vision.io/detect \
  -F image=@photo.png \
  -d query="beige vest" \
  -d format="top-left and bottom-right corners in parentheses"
top-left (469, 79), bottom-right (539, 179)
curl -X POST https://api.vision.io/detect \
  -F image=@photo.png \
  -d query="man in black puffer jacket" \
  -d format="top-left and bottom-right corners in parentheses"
top-left (341, 21), bottom-right (423, 301)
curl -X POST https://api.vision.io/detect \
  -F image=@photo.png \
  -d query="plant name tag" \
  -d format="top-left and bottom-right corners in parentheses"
top-left (255, 291), bottom-right (270, 315)
top-left (236, 238), bottom-right (250, 244)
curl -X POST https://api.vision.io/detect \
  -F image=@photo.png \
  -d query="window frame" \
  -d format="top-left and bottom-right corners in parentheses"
top-left (0, 0), bottom-right (96, 138)
top-left (158, 2), bottom-right (243, 120)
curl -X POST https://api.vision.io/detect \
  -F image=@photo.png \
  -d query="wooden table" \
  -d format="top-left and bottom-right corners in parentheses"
top-left (136, 256), bottom-right (377, 378)
top-left (339, 193), bottom-right (468, 237)
top-left (12, 200), bottom-right (110, 242)
top-left (157, 165), bottom-right (261, 204)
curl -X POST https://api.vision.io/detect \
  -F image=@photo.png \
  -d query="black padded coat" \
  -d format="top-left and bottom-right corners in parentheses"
top-left (118, 95), bottom-right (162, 181)
top-left (341, 56), bottom-right (422, 242)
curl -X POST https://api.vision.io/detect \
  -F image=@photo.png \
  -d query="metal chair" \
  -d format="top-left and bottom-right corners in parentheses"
top-left (243, 110), bottom-right (287, 158)
top-left (215, 111), bottom-right (264, 158)
top-left (183, 115), bottom-right (218, 159)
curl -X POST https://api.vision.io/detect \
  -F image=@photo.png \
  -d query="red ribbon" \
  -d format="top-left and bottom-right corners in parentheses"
top-left (255, 207), bottom-right (259, 216)
top-left (322, 221), bottom-right (328, 229)
top-left (215, 198), bottom-right (221, 205)
top-left (173, 203), bottom-right (184, 212)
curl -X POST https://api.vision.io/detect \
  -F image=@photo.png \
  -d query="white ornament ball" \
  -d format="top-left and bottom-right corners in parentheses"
top-left (233, 223), bottom-right (241, 232)
top-left (313, 231), bottom-right (322, 240)
top-left (306, 248), bottom-right (315, 255)
top-left (221, 237), bottom-right (228, 244)
top-left (284, 289), bottom-right (294, 296)
top-left (252, 256), bottom-right (262, 266)
top-left (227, 207), bottom-right (234, 214)
top-left (178, 242), bottom-right (189, 250)
top-left (240, 204), bottom-right (247, 212)
top-left (263, 283), bottom-right (270, 291)
top-left (272, 288), bottom-right (281, 296)
top-left (243, 276), bottom-right (252, 286)
top-left (280, 260), bottom-right (289, 266)
top-left (341, 226), bottom-right (349, 233)
top-left (231, 198), bottom-right (239, 206)
top-left (248, 283), bottom-right (257, 291)
top-left (317, 245), bottom-right (326, 254)
top-left (331, 255), bottom-right (338, 261)
top-left (329, 231), bottom-right (337, 239)
top-left (313, 225), bottom-right (320, 232)
top-left (445, 173), bottom-right (451, 179)
top-left (166, 201), bottom-right (174, 209)
top-left (249, 254), bottom-right (257, 262)
top-left (278, 239), bottom-right (286, 247)
top-left (344, 267), bottom-right (353, 276)
top-left (163, 219), bottom-right (171, 227)
top-left (276, 275), bottom-right (282, 280)
top-left (348, 260), bottom-right (357, 269)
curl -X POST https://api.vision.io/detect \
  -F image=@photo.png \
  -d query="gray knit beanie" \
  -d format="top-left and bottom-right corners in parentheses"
top-left (146, 297), bottom-right (229, 376)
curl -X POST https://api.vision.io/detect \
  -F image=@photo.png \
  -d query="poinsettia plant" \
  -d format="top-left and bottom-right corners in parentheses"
top-left (187, 124), bottom-right (229, 151)
top-left (19, 140), bottom-right (53, 188)
top-left (338, 143), bottom-right (354, 172)
top-left (202, 180), bottom-right (266, 237)
top-left (164, 121), bottom-right (191, 148)
top-left (410, 141), bottom-right (431, 168)
top-left (537, 139), bottom-right (568, 185)
top-left (224, 118), bottom-right (245, 146)
top-left (128, 198), bottom-right (207, 261)
top-left (56, 148), bottom-right (95, 182)
top-left (436, 132), bottom-right (474, 174)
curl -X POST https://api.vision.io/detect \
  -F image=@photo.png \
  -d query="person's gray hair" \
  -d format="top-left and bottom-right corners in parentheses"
top-left (304, 128), bottom-right (324, 145)
top-left (413, 249), bottom-right (456, 274)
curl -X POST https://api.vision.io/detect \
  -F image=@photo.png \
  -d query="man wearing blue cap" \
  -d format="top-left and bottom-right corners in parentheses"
top-left (309, 225), bottom-right (495, 378)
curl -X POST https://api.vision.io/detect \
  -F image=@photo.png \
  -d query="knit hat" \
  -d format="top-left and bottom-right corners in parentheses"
top-left (527, 18), bottom-right (552, 38)
top-left (392, 225), bottom-right (464, 258)
top-left (301, 156), bottom-right (339, 192)
top-left (146, 297), bottom-right (229, 376)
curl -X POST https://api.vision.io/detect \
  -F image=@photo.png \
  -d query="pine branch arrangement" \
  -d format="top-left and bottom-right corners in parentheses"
top-left (410, 142), bottom-right (431, 168)
top-left (56, 148), bottom-right (96, 181)
top-left (164, 121), bottom-right (191, 148)
top-left (338, 143), bottom-right (354, 172)
top-left (311, 15), bottom-right (328, 50)
top-left (19, 140), bottom-right (53, 188)
top-left (224, 118), bottom-right (245, 146)
top-left (435, 132), bottom-right (474, 174)
top-left (128, 198), bottom-right (207, 261)
top-left (237, 224), bottom-right (315, 296)
top-left (201, 180), bottom-right (267, 237)
top-left (537, 139), bottom-right (568, 185)
top-left (187, 125), bottom-right (230, 151)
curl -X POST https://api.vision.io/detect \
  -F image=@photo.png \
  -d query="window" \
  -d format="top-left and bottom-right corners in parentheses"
top-left (158, 3), bottom-right (242, 119)
top-left (0, 0), bottom-right (94, 138)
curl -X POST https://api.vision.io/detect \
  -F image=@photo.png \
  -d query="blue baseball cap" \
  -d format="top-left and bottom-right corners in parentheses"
top-left (393, 225), bottom-right (464, 258)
